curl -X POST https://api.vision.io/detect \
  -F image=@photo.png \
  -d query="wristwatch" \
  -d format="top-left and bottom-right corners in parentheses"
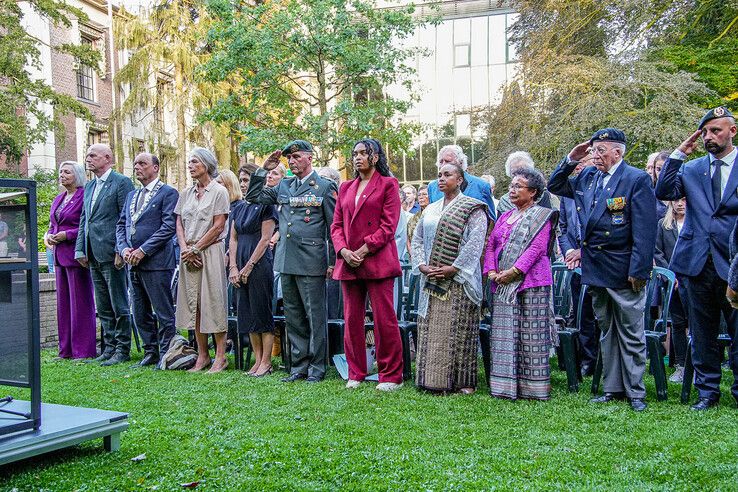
top-left (190, 245), bottom-right (202, 256)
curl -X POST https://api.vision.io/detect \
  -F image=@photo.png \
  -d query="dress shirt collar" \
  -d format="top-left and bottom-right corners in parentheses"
top-left (603, 159), bottom-right (623, 177)
top-left (96, 168), bottom-right (113, 183)
top-left (143, 178), bottom-right (160, 192)
top-left (710, 146), bottom-right (737, 166)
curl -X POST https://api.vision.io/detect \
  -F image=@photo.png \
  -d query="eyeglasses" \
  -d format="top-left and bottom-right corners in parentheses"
top-left (589, 146), bottom-right (611, 156)
top-left (508, 184), bottom-right (534, 191)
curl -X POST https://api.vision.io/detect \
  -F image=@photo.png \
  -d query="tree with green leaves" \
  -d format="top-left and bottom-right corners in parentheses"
top-left (201, 0), bottom-right (429, 168)
top-left (0, 0), bottom-right (99, 169)
top-left (114, 0), bottom-right (240, 187)
top-left (479, 0), bottom-right (726, 184)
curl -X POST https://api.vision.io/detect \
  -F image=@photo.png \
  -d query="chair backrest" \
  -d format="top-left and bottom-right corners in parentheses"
top-left (551, 262), bottom-right (574, 318)
top-left (645, 266), bottom-right (676, 333)
top-left (403, 273), bottom-right (421, 321)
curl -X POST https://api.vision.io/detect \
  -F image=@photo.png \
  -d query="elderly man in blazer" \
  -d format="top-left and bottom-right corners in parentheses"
top-left (427, 145), bottom-right (496, 219)
top-left (549, 128), bottom-right (656, 412)
top-left (656, 107), bottom-right (738, 410)
top-left (245, 140), bottom-right (338, 383)
top-left (75, 144), bottom-right (135, 366)
top-left (116, 152), bottom-right (179, 368)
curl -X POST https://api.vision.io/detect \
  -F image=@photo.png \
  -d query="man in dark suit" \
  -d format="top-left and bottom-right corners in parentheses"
top-left (75, 144), bottom-right (135, 365)
top-left (549, 128), bottom-right (656, 412)
top-left (245, 140), bottom-right (338, 383)
top-left (656, 107), bottom-right (738, 410)
top-left (557, 157), bottom-right (599, 376)
top-left (116, 152), bottom-right (179, 368)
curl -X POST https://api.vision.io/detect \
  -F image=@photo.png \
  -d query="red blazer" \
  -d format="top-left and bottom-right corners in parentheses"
top-left (331, 171), bottom-right (402, 280)
top-left (49, 187), bottom-right (85, 268)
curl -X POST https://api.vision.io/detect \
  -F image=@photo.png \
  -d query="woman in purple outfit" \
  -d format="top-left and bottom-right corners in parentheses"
top-left (46, 161), bottom-right (97, 359)
top-left (484, 168), bottom-right (558, 400)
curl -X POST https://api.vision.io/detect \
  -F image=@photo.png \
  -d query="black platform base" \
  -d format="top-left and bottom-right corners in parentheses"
top-left (0, 401), bottom-right (128, 466)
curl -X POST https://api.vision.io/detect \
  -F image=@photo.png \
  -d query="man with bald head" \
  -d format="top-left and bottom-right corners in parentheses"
top-left (116, 153), bottom-right (179, 368)
top-left (75, 144), bottom-right (135, 365)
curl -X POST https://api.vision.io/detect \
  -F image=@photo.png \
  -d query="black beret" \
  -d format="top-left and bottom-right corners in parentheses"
top-left (698, 106), bottom-right (735, 130)
top-left (589, 128), bottom-right (627, 145)
top-left (281, 140), bottom-right (313, 156)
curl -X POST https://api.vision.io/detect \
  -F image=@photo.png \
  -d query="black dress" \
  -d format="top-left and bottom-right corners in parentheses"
top-left (233, 201), bottom-right (278, 333)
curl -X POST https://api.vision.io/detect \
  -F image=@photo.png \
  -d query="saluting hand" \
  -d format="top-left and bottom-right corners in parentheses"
top-left (263, 150), bottom-right (282, 171)
top-left (677, 130), bottom-right (702, 156)
top-left (568, 141), bottom-right (591, 162)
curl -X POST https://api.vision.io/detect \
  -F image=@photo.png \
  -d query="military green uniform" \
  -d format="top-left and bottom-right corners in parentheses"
top-left (246, 165), bottom-right (337, 379)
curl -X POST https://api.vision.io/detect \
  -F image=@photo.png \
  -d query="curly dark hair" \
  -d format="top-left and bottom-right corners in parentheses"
top-left (511, 167), bottom-right (546, 201)
top-left (353, 139), bottom-right (392, 178)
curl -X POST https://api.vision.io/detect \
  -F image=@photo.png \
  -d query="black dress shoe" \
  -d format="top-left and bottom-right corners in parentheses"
top-left (629, 398), bottom-right (647, 412)
top-left (90, 351), bottom-right (114, 363)
top-left (306, 375), bottom-right (324, 383)
top-left (139, 354), bottom-right (160, 367)
top-left (100, 353), bottom-right (131, 366)
top-left (590, 392), bottom-right (624, 403)
top-left (280, 373), bottom-right (307, 383)
top-left (691, 397), bottom-right (718, 411)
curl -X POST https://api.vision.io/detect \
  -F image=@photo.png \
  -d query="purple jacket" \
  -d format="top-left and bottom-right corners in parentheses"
top-left (49, 188), bottom-right (85, 268)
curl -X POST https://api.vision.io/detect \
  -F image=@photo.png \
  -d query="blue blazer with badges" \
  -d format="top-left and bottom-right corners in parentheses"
top-left (115, 183), bottom-right (178, 271)
top-left (75, 171), bottom-right (135, 263)
top-left (558, 196), bottom-right (580, 254)
top-left (655, 154), bottom-right (738, 280)
top-left (428, 172), bottom-right (496, 220)
top-left (548, 158), bottom-right (656, 289)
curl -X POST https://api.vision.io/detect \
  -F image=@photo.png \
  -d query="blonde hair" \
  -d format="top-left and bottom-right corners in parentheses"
top-left (662, 199), bottom-right (683, 230)
top-left (218, 169), bottom-right (243, 202)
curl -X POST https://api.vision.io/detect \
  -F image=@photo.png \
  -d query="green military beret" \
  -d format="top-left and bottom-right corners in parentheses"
top-left (281, 140), bottom-right (313, 156)
top-left (698, 106), bottom-right (735, 130)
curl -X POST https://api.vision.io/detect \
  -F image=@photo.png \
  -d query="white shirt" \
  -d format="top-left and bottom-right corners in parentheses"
top-left (671, 146), bottom-right (737, 198)
top-left (601, 160), bottom-right (622, 188)
top-left (91, 168), bottom-right (113, 209)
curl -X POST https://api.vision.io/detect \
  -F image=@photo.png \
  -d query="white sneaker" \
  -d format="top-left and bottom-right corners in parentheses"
top-left (346, 379), bottom-right (361, 389)
top-left (376, 382), bottom-right (403, 392)
top-left (669, 366), bottom-right (684, 383)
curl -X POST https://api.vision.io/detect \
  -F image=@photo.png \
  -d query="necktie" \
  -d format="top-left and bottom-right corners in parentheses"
top-left (591, 172), bottom-right (605, 208)
top-left (712, 160), bottom-right (724, 207)
top-left (91, 178), bottom-right (104, 208)
top-left (135, 188), bottom-right (148, 212)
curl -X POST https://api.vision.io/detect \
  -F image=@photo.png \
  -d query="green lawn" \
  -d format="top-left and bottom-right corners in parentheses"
top-left (1, 350), bottom-right (737, 490)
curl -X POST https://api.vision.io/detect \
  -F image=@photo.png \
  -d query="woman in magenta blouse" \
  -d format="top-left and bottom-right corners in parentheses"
top-left (484, 168), bottom-right (558, 400)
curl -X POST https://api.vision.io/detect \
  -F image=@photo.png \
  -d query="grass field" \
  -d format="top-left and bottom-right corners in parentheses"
top-left (1, 350), bottom-right (737, 491)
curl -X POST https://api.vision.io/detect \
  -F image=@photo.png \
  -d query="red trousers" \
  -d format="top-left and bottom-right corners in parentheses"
top-left (342, 277), bottom-right (403, 383)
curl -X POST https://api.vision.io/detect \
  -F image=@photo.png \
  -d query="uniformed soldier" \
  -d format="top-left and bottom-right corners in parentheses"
top-left (245, 140), bottom-right (338, 382)
top-left (548, 128), bottom-right (656, 412)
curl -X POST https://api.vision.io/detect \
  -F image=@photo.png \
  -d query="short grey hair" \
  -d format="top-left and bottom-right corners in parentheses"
top-left (59, 161), bottom-right (87, 187)
top-left (188, 147), bottom-right (218, 178)
top-left (504, 151), bottom-right (535, 177)
top-left (480, 174), bottom-right (495, 188)
top-left (316, 166), bottom-right (341, 185)
top-left (511, 168), bottom-right (546, 201)
top-left (436, 145), bottom-right (468, 171)
top-left (612, 142), bottom-right (626, 155)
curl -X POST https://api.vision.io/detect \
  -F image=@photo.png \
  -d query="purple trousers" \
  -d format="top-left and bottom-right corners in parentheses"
top-left (56, 265), bottom-right (97, 358)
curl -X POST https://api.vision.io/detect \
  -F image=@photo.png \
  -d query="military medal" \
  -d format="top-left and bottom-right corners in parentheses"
top-left (612, 212), bottom-right (625, 225)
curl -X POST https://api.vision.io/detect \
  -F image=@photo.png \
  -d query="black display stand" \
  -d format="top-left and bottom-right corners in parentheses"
top-left (0, 179), bottom-right (41, 436)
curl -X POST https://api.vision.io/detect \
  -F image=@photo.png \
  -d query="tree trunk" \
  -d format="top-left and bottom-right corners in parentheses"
top-left (175, 66), bottom-right (187, 189)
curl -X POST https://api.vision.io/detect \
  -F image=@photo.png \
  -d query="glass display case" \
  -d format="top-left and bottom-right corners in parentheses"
top-left (0, 179), bottom-right (41, 435)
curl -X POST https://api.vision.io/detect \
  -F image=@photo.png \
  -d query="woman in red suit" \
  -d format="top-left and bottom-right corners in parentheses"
top-left (331, 139), bottom-right (404, 391)
top-left (46, 161), bottom-right (97, 359)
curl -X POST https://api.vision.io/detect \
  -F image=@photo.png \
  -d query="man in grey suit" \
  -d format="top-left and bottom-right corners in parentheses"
top-left (116, 152), bottom-right (179, 368)
top-left (75, 144), bottom-right (135, 365)
top-left (246, 140), bottom-right (337, 383)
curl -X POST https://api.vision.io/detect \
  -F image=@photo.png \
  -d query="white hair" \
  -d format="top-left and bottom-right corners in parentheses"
top-left (504, 151), bottom-right (535, 177)
top-left (59, 161), bottom-right (87, 187)
top-left (188, 147), bottom-right (219, 178)
top-left (480, 174), bottom-right (495, 188)
top-left (613, 142), bottom-right (626, 155)
top-left (436, 145), bottom-right (468, 171)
